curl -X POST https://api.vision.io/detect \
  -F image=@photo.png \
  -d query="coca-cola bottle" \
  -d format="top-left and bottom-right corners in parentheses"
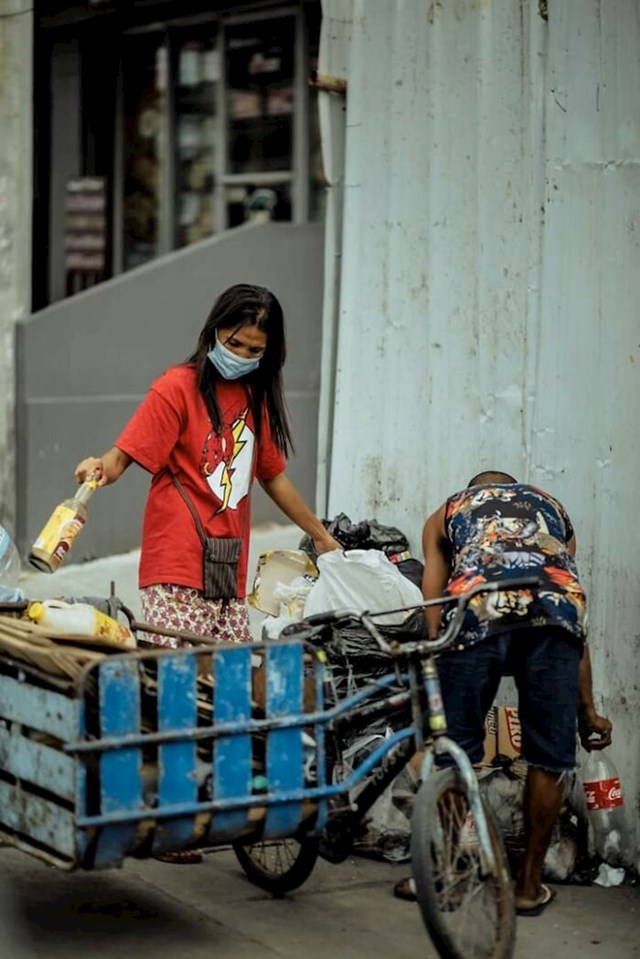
top-left (582, 750), bottom-right (629, 866)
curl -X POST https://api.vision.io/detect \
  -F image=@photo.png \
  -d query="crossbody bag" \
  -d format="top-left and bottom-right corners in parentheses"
top-left (171, 474), bottom-right (250, 601)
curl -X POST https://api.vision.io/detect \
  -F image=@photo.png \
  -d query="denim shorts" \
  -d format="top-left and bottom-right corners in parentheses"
top-left (436, 626), bottom-right (582, 773)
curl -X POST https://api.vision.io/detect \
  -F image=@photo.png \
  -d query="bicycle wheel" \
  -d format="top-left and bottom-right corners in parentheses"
top-left (233, 837), bottom-right (320, 896)
top-left (411, 768), bottom-right (515, 959)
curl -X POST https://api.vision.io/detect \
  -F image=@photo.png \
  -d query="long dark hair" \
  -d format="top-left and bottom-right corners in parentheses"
top-left (186, 284), bottom-right (293, 455)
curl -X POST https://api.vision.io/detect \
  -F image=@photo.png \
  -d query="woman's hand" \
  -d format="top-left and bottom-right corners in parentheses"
top-left (313, 531), bottom-right (342, 555)
top-left (75, 457), bottom-right (107, 486)
top-left (74, 448), bottom-right (132, 487)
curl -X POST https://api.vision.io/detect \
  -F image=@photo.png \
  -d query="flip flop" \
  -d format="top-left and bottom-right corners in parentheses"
top-left (393, 877), bottom-right (417, 901)
top-left (154, 849), bottom-right (203, 864)
top-left (515, 883), bottom-right (556, 917)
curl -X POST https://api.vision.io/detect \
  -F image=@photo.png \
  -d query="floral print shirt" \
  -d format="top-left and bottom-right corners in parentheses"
top-left (444, 484), bottom-right (586, 648)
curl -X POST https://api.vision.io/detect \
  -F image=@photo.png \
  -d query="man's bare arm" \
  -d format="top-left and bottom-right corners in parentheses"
top-left (578, 643), bottom-right (612, 750)
top-left (421, 504), bottom-right (451, 640)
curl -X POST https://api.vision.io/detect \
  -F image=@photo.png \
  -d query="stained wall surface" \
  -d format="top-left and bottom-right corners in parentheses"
top-left (320, 0), bottom-right (640, 855)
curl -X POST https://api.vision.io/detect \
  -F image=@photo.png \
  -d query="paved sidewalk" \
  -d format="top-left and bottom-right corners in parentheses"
top-left (2, 846), bottom-right (639, 959)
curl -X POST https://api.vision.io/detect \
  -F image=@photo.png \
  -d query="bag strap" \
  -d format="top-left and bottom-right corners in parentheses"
top-left (172, 474), bottom-right (208, 545)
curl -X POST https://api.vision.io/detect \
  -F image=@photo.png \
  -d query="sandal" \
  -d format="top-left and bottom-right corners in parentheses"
top-left (515, 883), bottom-right (556, 917)
top-left (154, 849), bottom-right (203, 865)
top-left (393, 876), bottom-right (417, 901)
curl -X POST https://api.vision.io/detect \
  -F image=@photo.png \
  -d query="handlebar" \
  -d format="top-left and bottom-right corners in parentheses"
top-left (301, 576), bottom-right (542, 657)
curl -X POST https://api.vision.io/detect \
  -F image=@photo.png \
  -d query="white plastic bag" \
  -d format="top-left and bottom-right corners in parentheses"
top-left (261, 576), bottom-right (315, 640)
top-left (304, 549), bottom-right (422, 625)
top-left (273, 576), bottom-right (314, 620)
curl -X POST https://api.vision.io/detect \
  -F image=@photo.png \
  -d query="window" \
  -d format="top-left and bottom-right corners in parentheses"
top-left (175, 32), bottom-right (220, 247)
top-left (122, 35), bottom-right (168, 270)
top-left (118, 8), bottom-right (320, 273)
top-left (226, 17), bottom-right (295, 176)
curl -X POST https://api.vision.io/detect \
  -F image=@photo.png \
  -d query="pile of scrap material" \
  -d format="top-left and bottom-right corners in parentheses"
top-left (0, 613), bottom-right (118, 683)
top-left (0, 609), bottom-right (313, 773)
top-left (0, 610), bottom-right (218, 727)
top-left (0, 612), bottom-right (320, 861)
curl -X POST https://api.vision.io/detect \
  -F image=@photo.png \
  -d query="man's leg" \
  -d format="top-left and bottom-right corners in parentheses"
top-left (517, 767), bottom-right (564, 907)
top-left (512, 628), bottom-right (581, 912)
top-left (435, 636), bottom-right (506, 766)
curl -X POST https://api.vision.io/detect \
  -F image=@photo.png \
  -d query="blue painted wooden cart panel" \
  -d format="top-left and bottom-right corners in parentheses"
top-left (0, 635), bottom-right (413, 871)
top-left (0, 639), bottom-right (329, 869)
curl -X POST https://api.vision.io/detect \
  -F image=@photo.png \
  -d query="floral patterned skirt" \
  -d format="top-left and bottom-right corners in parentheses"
top-left (140, 583), bottom-right (254, 648)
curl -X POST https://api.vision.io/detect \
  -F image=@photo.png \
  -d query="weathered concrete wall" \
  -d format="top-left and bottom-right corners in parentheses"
top-left (0, 0), bottom-right (32, 532)
top-left (16, 222), bottom-right (324, 560)
top-left (321, 0), bottom-right (640, 857)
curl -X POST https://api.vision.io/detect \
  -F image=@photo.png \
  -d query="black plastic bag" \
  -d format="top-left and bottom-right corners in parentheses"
top-left (300, 512), bottom-right (409, 561)
top-left (321, 609), bottom-right (427, 706)
top-left (395, 558), bottom-right (424, 589)
top-left (300, 512), bottom-right (424, 587)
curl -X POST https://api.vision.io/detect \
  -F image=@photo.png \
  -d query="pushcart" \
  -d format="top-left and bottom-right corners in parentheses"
top-left (0, 580), bottom-right (532, 959)
top-left (0, 621), bottom-right (329, 871)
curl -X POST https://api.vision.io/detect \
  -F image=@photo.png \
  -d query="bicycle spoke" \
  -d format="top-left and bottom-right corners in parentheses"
top-left (234, 836), bottom-right (319, 894)
top-left (246, 839), bottom-right (300, 877)
top-left (420, 782), bottom-right (513, 959)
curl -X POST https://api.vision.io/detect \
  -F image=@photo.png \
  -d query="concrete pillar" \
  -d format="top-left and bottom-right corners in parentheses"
top-left (0, 0), bottom-right (33, 532)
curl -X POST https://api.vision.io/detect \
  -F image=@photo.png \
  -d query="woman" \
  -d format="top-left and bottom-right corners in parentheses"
top-left (75, 283), bottom-right (340, 647)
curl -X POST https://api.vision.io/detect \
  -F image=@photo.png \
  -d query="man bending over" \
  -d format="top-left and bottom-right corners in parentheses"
top-left (395, 471), bottom-right (611, 916)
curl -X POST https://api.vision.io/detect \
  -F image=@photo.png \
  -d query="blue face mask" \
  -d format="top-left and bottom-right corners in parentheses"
top-left (207, 336), bottom-right (261, 380)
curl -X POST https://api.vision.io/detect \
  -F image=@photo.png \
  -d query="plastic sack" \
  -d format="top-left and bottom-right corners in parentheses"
top-left (343, 729), bottom-right (417, 863)
top-left (594, 863), bottom-right (626, 887)
top-left (477, 760), bottom-right (581, 882)
top-left (477, 764), bottom-right (526, 856)
top-left (300, 513), bottom-right (409, 562)
top-left (319, 612), bottom-right (426, 704)
top-left (262, 576), bottom-right (315, 640)
top-left (300, 513), bottom-right (424, 588)
top-left (304, 549), bottom-right (423, 626)
top-left (273, 576), bottom-right (314, 621)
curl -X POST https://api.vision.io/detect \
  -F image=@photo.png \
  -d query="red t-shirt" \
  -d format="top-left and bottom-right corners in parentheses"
top-left (115, 365), bottom-right (287, 595)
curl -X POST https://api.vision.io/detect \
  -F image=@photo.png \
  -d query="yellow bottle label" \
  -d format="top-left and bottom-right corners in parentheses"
top-left (93, 609), bottom-right (134, 647)
top-left (32, 505), bottom-right (86, 569)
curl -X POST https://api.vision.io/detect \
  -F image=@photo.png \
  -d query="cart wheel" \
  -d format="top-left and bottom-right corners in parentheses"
top-left (410, 769), bottom-right (516, 959)
top-left (233, 837), bottom-right (320, 897)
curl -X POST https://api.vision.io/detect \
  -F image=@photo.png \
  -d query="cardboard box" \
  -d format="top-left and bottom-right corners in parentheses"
top-left (482, 705), bottom-right (521, 765)
top-left (247, 550), bottom-right (317, 616)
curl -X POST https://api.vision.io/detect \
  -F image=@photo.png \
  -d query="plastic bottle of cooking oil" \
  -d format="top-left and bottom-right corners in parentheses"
top-left (28, 480), bottom-right (98, 573)
top-left (26, 599), bottom-right (136, 648)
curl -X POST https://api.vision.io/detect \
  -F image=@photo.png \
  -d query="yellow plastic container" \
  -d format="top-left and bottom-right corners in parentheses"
top-left (27, 600), bottom-right (136, 649)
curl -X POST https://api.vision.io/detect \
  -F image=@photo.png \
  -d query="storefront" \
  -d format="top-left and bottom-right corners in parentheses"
top-left (33, 0), bottom-right (323, 307)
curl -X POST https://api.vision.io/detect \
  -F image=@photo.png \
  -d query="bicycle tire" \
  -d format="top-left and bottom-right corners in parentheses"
top-left (233, 837), bottom-right (320, 896)
top-left (411, 768), bottom-right (516, 959)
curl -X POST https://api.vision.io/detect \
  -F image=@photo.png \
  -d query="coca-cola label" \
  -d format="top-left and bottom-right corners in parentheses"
top-left (583, 777), bottom-right (623, 810)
